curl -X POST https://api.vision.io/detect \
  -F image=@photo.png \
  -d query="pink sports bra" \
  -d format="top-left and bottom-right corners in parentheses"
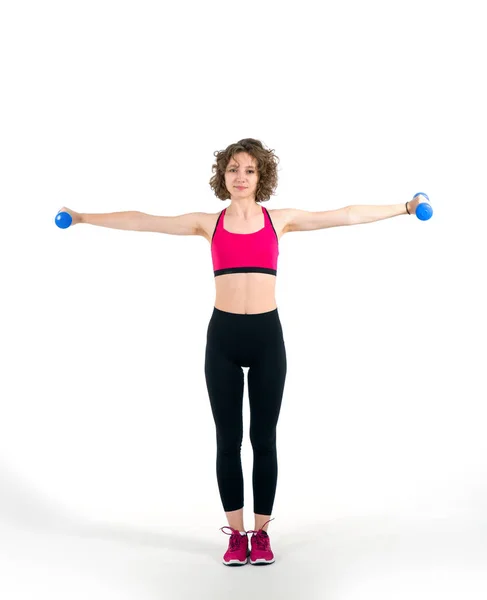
top-left (211, 205), bottom-right (279, 277)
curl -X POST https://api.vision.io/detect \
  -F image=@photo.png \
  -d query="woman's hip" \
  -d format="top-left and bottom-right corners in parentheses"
top-left (206, 306), bottom-right (285, 364)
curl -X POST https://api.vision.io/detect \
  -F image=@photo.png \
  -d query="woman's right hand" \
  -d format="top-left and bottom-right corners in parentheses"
top-left (57, 207), bottom-right (82, 225)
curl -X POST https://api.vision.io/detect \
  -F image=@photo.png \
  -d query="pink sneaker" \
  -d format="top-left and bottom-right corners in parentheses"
top-left (220, 526), bottom-right (250, 567)
top-left (247, 518), bottom-right (275, 565)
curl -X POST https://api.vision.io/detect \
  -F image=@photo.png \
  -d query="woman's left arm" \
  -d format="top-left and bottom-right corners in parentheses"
top-left (348, 199), bottom-right (416, 225)
top-left (285, 198), bottom-right (418, 232)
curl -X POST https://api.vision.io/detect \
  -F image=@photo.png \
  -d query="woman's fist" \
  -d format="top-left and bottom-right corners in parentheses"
top-left (407, 193), bottom-right (429, 216)
top-left (57, 207), bottom-right (82, 225)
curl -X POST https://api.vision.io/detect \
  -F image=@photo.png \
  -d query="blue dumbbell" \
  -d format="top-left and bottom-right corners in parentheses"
top-left (55, 211), bottom-right (73, 229)
top-left (412, 193), bottom-right (433, 221)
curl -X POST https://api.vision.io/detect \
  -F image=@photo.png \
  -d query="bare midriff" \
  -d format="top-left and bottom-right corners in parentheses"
top-left (201, 208), bottom-right (287, 315)
top-left (214, 272), bottom-right (278, 314)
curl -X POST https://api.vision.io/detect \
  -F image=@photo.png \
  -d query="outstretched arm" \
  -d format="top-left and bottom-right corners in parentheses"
top-left (57, 207), bottom-right (205, 236)
top-left (285, 199), bottom-right (415, 232)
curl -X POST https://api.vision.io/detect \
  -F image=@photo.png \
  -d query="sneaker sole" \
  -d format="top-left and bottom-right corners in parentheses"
top-left (223, 559), bottom-right (248, 566)
top-left (250, 558), bottom-right (275, 565)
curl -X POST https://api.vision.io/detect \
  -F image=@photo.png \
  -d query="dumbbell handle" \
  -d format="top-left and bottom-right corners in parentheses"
top-left (412, 192), bottom-right (433, 221)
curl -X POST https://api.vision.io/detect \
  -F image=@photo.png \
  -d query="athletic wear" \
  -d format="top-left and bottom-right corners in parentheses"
top-left (220, 526), bottom-right (250, 566)
top-left (211, 205), bottom-right (279, 277)
top-left (247, 518), bottom-right (276, 565)
top-left (204, 307), bottom-right (287, 516)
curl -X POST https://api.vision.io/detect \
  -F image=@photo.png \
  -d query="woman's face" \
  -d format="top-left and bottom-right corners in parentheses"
top-left (224, 152), bottom-right (259, 200)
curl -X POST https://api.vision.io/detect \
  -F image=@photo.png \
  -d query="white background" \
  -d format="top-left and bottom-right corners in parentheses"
top-left (1, 0), bottom-right (486, 598)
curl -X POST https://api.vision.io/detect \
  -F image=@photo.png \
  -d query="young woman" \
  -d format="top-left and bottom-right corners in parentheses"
top-left (58, 137), bottom-right (419, 567)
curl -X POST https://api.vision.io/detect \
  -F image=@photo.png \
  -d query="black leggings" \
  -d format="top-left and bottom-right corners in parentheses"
top-left (204, 307), bottom-right (287, 515)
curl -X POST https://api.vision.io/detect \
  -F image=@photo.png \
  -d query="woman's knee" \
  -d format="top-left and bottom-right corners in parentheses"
top-left (249, 430), bottom-right (277, 454)
top-left (216, 428), bottom-right (244, 454)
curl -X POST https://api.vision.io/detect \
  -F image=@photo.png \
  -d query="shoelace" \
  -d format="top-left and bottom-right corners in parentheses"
top-left (245, 517), bottom-right (275, 550)
top-left (220, 526), bottom-right (248, 552)
top-left (220, 517), bottom-right (275, 552)
top-left (247, 530), bottom-right (269, 550)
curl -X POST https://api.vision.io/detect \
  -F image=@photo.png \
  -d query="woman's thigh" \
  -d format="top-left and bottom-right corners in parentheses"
top-left (247, 334), bottom-right (287, 443)
top-left (204, 343), bottom-right (245, 444)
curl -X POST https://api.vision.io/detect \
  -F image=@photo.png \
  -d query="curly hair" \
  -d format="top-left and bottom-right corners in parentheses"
top-left (209, 138), bottom-right (280, 203)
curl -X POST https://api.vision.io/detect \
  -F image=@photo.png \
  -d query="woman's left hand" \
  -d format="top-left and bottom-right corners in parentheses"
top-left (407, 194), bottom-right (426, 215)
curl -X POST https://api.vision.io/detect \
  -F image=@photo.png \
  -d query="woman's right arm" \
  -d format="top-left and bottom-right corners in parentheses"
top-left (59, 207), bottom-right (206, 236)
top-left (80, 211), bottom-right (144, 230)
